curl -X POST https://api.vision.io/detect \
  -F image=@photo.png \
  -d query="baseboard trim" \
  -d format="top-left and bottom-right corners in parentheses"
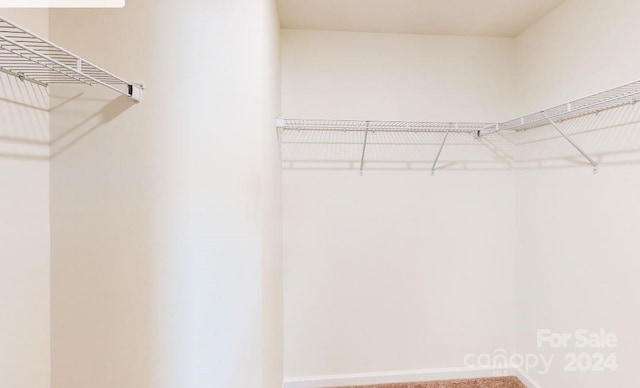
top-left (513, 367), bottom-right (543, 388)
top-left (283, 366), bottom-right (543, 388)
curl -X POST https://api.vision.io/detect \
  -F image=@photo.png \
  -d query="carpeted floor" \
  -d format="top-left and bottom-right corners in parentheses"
top-left (333, 376), bottom-right (527, 388)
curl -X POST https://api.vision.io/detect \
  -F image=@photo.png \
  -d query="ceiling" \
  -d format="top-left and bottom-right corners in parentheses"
top-left (277, 0), bottom-right (569, 38)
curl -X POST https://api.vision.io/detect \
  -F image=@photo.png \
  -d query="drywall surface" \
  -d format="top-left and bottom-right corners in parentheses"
top-left (49, 1), bottom-right (281, 388)
top-left (516, 164), bottom-right (640, 388)
top-left (260, 0), bottom-right (284, 387)
top-left (516, 0), bottom-right (640, 115)
top-left (283, 171), bottom-right (517, 377)
top-left (282, 30), bottom-right (517, 123)
top-left (515, 0), bottom-right (640, 386)
top-left (281, 29), bottom-right (518, 377)
top-left (0, 9), bottom-right (50, 388)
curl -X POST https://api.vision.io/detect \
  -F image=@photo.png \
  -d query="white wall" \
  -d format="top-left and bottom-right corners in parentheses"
top-left (282, 6), bottom-right (640, 383)
top-left (49, 1), bottom-right (281, 388)
top-left (282, 30), bottom-right (517, 123)
top-left (516, 0), bottom-right (640, 116)
top-left (281, 30), bottom-right (518, 377)
top-left (260, 0), bottom-right (283, 387)
top-left (0, 9), bottom-right (50, 388)
top-left (4, 2), bottom-right (637, 387)
top-left (283, 172), bottom-right (517, 377)
top-left (515, 0), bottom-right (640, 386)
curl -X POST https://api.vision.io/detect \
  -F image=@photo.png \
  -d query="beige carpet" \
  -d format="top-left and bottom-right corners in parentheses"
top-left (332, 376), bottom-right (527, 388)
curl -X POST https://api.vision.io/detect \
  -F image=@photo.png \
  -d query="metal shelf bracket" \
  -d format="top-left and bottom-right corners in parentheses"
top-left (128, 84), bottom-right (144, 102)
top-left (543, 114), bottom-right (598, 174)
top-left (431, 123), bottom-right (452, 176)
top-left (359, 121), bottom-right (370, 176)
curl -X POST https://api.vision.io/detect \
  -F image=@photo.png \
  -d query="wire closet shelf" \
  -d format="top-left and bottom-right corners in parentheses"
top-left (0, 17), bottom-right (142, 101)
top-left (498, 79), bottom-right (640, 133)
top-left (276, 119), bottom-right (492, 134)
top-left (278, 79), bottom-right (640, 174)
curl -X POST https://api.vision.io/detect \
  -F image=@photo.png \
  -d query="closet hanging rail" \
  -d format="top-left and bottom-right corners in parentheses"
top-left (0, 17), bottom-right (142, 101)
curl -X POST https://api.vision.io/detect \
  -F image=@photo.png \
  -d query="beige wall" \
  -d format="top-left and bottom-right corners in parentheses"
top-left (0, 8), bottom-right (50, 388)
top-left (281, 30), bottom-right (518, 377)
top-left (514, 0), bottom-right (640, 386)
top-left (49, 1), bottom-right (281, 388)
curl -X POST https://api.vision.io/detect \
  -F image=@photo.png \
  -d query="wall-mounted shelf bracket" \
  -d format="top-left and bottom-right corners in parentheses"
top-left (543, 114), bottom-right (598, 174)
top-left (431, 123), bottom-right (452, 176)
top-left (359, 121), bottom-right (370, 176)
top-left (0, 17), bottom-right (143, 102)
top-left (128, 84), bottom-right (144, 102)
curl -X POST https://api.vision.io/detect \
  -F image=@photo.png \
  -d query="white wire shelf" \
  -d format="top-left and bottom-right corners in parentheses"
top-left (277, 118), bottom-right (492, 134)
top-left (498, 79), bottom-right (640, 133)
top-left (277, 79), bottom-right (640, 174)
top-left (0, 17), bottom-right (142, 101)
top-left (276, 119), bottom-right (499, 175)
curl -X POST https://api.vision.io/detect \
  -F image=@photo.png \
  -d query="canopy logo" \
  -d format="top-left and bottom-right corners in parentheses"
top-left (0, 0), bottom-right (124, 7)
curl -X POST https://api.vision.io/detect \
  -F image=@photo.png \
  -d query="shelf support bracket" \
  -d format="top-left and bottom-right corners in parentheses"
top-left (359, 121), bottom-right (370, 176)
top-left (431, 124), bottom-right (451, 176)
top-left (543, 114), bottom-right (598, 174)
top-left (127, 84), bottom-right (143, 102)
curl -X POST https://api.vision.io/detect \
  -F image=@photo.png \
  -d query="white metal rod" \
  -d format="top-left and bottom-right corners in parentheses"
top-left (544, 114), bottom-right (598, 174)
top-left (359, 122), bottom-right (370, 176)
top-left (431, 127), bottom-right (451, 176)
top-left (0, 67), bottom-right (47, 86)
